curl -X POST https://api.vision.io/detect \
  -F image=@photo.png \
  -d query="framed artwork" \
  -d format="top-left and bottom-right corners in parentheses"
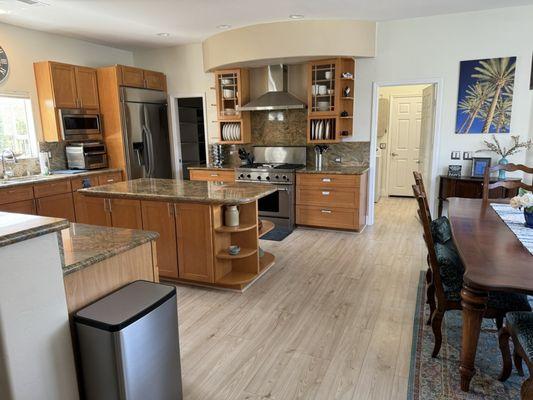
top-left (455, 57), bottom-right (516, 134)
top-left (448, 165), bottom-right (462, 177)
top-left (471, 157), bottom-right (491, 178)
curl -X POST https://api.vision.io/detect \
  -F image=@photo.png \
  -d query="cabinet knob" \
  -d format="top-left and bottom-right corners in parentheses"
top-left (322, 191), bottom-right (330, 196)
top-left (322, 178), bottom-right (332, 183)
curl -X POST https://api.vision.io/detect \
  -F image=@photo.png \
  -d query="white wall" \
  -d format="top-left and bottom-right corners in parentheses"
top-left (0, 22), bottom-right (134, 141)
top-left (356, 5), bottom-right (533, 191)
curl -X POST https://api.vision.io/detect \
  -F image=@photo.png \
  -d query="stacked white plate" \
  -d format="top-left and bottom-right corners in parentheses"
top-left (310, 120), bottom-right (332, 140)
top-left (222, 123), bottom-right (241, 141)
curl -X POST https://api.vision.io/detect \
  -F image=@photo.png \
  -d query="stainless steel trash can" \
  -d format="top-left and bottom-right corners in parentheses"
top-left (74, 280), bottom-right (182, 400)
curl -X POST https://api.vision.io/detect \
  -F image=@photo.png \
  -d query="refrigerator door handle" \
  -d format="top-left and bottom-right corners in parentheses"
top-left (142, 105), bottom-right (155, 177)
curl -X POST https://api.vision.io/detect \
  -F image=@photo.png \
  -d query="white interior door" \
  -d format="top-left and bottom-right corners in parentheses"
top-left (419, 85), bottom-right (436, 189)
top-left (388, 95), bottom-right (422, 196)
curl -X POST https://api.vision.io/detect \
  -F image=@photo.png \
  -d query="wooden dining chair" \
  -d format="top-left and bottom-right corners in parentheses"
top-left (413, 184), bottom-right (531, 358)
top-left (413, 171), bottom-right (432, 220)
top-left (499, 312), bottom-right (533, 399)
top-left (482, 163), bottom-right (533, 202)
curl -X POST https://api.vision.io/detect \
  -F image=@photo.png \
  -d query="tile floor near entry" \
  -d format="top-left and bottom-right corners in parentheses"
top-left (173, 198), bottom-right (425, 400)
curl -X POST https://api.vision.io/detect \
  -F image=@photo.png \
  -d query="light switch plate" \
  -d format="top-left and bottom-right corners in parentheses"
top-left (451, 151), bottom-right (461, 160)
top-left (463, 151), bottom-right (474, 160)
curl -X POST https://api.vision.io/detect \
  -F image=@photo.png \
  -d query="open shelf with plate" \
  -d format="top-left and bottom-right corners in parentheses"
top-left (306, 58), bottom-right (355, 143)
top-left (214, 68), bottom-right (251, 144)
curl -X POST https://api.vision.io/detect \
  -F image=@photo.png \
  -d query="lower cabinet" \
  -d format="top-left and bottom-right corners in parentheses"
top-left (174, 203), bottom-right (214, 283)
top-left (36, 192), bottom-right (76, 221)
top-left (75, 193), bottom-right (111, 226)
top-left (109, 199), bottom-right (143, 229)
top-left (141, 201), bottom-right (178, 279)
top-left (0, 199), bottom-right (36, 215)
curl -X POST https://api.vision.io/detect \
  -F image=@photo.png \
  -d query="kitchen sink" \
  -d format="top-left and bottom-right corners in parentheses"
top-left (0, 175), bottom-right (53, 185)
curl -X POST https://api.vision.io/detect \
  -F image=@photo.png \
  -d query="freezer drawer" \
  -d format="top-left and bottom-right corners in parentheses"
top-left (75, 280), bottom-right (182, 400)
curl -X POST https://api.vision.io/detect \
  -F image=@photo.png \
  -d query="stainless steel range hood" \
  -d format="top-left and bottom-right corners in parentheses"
top-left (239, 65), bottom-right (306, 111)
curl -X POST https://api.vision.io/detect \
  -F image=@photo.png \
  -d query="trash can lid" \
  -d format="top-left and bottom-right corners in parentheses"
top-left (74, 280), bottom-right (176, 332)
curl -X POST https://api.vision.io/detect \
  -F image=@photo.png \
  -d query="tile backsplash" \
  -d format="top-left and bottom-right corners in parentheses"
top-left (209, 109), bottom-right (370, 168)
top-left (0, 141), bottom-right (67, 178)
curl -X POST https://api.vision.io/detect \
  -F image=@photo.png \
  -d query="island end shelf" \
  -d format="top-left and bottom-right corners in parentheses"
top-left (79, 178), bottom-right (277, 291)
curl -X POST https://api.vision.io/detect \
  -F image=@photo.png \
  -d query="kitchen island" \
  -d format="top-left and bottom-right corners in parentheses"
top-left (80, 178), bottom-right (277, 291)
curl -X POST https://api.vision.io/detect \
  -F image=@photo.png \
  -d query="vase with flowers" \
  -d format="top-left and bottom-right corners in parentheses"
top-left (477, 135), bottom-right (532, 180)
top-left (510, 189), bottom-right (533, 228)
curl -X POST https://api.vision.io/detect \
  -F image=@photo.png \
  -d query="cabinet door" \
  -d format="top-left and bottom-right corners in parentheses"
top-left (175, 203), bottom-right (214, 282)
top-left (36, 192), bottom-right (76, 221)
top-left (50, 63), bottom-right (78, 108)
top-left (110, 198), bottom-right (142, 229)
top-left (0, 199), bottom-right (36, 215)
top-left (75, 67), bottom-right (99, 109)
top-left (74, 193), bottom-right (111, 226)
top-left (141, 201), bottom-right (178, 279)
top-left (144, 70), bottom-right (166, 91)
top-left (120, 66), bottom-right (145, 88)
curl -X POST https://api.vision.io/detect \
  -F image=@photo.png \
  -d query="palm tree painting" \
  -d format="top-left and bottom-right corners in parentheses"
top-left (455, 57), bottom-right (516, 134)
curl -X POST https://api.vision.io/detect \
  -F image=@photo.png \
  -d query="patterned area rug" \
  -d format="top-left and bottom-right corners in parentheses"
top-left (407, 272), bottom-right (524, 399)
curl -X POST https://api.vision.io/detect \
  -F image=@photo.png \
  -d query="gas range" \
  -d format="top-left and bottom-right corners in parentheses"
top-left (235, 163), bottom-right (305, 184)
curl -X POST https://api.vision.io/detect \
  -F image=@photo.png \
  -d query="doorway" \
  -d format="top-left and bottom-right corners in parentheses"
top-left (369, 81), bottom-right (442, 224)
top-left (174, 97), bottom-right (207, 179)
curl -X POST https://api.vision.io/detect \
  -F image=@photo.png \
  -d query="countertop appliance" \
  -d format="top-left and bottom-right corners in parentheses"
top-left (66, 141), bottom-right (108, 170)
top-left (235, 146), bottom-right (306, 231)
top-left (59, 109), bottom-right (102, 141)
top-left (121, 87), bottom-right (172, 179)
top-left (74, 280), bottom-right (182, 400)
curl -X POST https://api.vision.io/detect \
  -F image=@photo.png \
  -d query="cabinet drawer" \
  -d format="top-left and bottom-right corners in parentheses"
top-left (297, 173), bottom-right (360, 188)
top-left (189, 169), bottom-right (234, 182)
top-left (34, 180), bottom-right (72, 198)
top-left (296, 187), bottom-right (359, 208)
top-left (71, 176), bottom-right (97, 191)
top-left (97, 172), bottom-right (123, 186)
top-left (0, 199), bottom-right (36, 215)
top-left (296, 205), bottom-right (359, 230)
top-left (0, 185), bottom-right (34, 205)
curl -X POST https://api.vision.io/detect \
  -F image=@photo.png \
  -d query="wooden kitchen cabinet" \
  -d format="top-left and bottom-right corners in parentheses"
top-left (75, 66), bottom-right (100, 109)
top-left (141, 201), bottom-right (179, 279)
top-left (36, 192), bottom-right (76, 221)
top-left (97, 171), bottom-right (123, 186)
top-left (109, 198), bottom-right (143, 229)
top-left (74, 193), bottom-right (111, 226)
top-left (143, 70), bottom-right (166, 91)
top-left (119, 65), bottom-right (167, 91)
top-left (0, 185), bottom-right (34, 205)
top-left (189, 168), bottom-right (235, 183)
top-left (0, 199), bottom-right (36, 215)
top-left (33, 180), bottom-right (72, 198)
top-left (49, 62), bottom-right (78, 108)
top-left (175, 203), bottom-right (214, 283)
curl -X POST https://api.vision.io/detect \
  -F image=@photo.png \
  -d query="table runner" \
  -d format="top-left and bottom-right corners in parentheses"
top-left (491, 203), bottom-right (533, 255)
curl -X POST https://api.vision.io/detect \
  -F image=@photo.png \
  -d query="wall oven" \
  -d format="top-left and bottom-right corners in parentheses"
top-left (257, 184), bottom-right (294, 229)
top-left (59, 109), bottom-right (102, 141)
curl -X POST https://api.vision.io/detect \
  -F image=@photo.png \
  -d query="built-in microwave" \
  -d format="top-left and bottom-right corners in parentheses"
top-left (59, 109), bottom-right (102, 141)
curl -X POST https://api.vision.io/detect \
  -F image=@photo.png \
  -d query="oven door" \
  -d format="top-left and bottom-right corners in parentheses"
top-left (258, 185), bottom-right (292, 219)
top-left (60, 109), bottom-right (102, 141)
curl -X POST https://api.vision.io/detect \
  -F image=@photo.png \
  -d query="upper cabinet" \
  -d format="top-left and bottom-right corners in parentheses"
top-left (306, 58), bottom-right (355, 144)
top-left (118, 65), bottom-right (167, 91)
top-left (213, 68), bottom-right (251, 144)
top-left (34, 61), bottom-right (100, 141)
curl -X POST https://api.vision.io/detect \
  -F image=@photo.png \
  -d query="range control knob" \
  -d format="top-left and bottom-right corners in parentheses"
top-left (257, 176), bottom-right (262, 180)
top-left (239, 174), bottom-right (244, 179)
top-left (282, 175), bottom-right (288, 181)
top-left (246, 174), bottom-right (251, 179)
top-left (275, 175), bottom-right (280, 180)
top-left (266, 176), bottom-right (271, 181)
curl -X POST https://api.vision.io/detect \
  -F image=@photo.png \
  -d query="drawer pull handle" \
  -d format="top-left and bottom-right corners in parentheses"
top-left (322, 178), bottom-right (332, 183)
top-left (210, 174), bottom-right (219, 177)
top-left (321, 209), bottom-right (332, 214)
top-left (107, 179), bottom-right (114, 183)
top-left (322, 191), bottom-right (330, 196)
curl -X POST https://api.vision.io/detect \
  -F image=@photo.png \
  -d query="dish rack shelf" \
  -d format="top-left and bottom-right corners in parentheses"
top-left (306, 58), bottom-right (355, 143)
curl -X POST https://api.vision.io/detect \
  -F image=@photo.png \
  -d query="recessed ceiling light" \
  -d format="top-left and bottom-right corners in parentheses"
top-left (289, 14), bottom-right (304, 19)
top-left (156, 32), bottom-right (170, 37)
top-left (217, 24), bottom-right (231, 29)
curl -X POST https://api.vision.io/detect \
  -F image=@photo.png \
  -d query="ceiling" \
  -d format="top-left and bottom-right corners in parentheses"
top-left (0, 0), bottom-right (531, 50)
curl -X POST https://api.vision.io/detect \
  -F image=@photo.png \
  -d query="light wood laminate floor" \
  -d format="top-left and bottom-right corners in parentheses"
top-left (173, 197), bottom-right (425, 400)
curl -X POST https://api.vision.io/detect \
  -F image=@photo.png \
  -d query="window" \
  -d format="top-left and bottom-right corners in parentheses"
top-left (0, 96), bottom-right (37, 158)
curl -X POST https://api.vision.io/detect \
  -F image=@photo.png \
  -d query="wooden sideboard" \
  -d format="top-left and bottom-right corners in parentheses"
top-left (438, 175), bottom-right (519, 217)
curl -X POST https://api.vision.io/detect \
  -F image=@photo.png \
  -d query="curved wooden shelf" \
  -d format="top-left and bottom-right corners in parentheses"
top-left (215, 223), bottom-right (257, 233)
top-left (217, 271), bottom-right (256, 285)
top-left (259, 251), bottom-right (275, 272)
top-left (258, 220), bottom-right (275, 238)
top-left (216, 247), bottom-right (257, 260)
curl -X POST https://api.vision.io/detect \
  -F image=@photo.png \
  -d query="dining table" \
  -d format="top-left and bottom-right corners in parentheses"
top-left (448, 197), bottom-right (533, 392)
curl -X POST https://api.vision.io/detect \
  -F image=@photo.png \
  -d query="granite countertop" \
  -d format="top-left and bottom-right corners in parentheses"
top-left (61, 223), bottom-right (159, 276)
top-left (0, 168), bottom-right (122, 189)
top-left (298, 166), bottom-right (369, 175)
top-left (187, 164), bottom-right (235, 171)
top-left (0, 212), bottom-right (69, 248)
top-left (79, 178), bottom-right (277, 205)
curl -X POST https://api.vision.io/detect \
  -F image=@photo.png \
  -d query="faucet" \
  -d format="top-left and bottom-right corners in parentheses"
top-left (1, 149), bottom-right (18, 179)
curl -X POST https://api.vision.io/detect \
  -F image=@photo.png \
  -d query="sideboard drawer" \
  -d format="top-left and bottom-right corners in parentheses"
top-left (296, 205), bottom-right (359, 230)
top-left (34, 180), bottom-right (72, 198)
top-left (97, 171), bottom-right (123, 186)
top-left (0, 185), bottom-right (34, 205)
top-left (189, 169), bottom-right (235, 182)
top-left (296, 187), bottom-right (359, 208)
top-left (297, 173), bottom-right (360, 189)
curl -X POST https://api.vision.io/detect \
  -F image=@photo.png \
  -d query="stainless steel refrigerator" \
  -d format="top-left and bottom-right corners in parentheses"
top-left (121, 87), bottom-right (172, 179)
